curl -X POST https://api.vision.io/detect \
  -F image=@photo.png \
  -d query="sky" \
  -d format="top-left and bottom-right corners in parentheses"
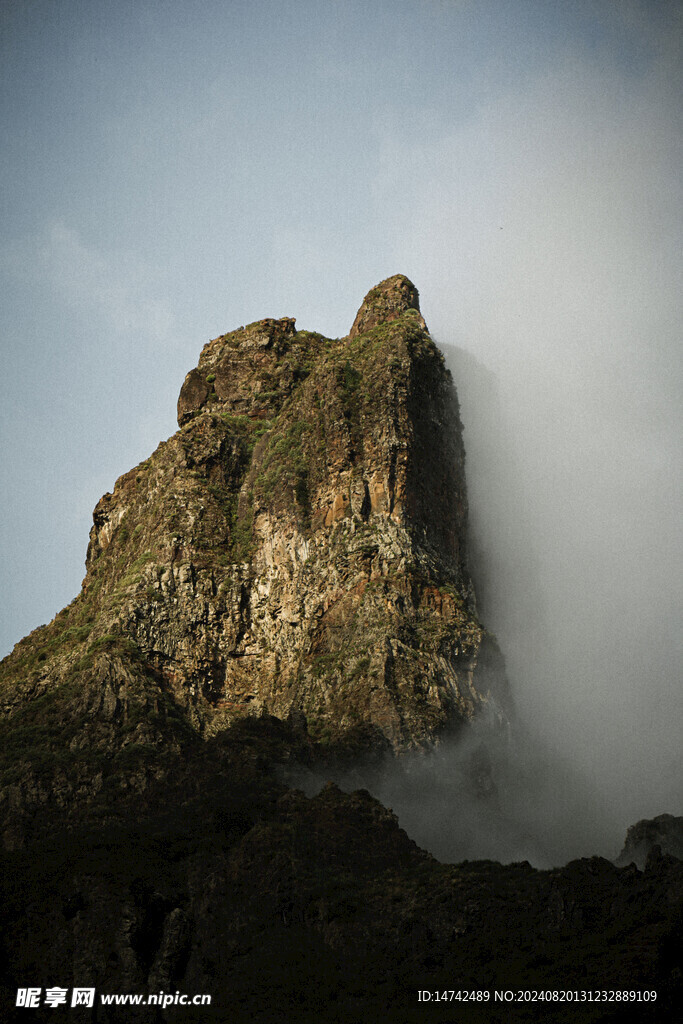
top-left (1, 0), bottom-right (681, 850)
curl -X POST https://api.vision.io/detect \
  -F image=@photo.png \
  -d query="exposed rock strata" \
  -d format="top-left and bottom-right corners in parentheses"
top-left (0, 275), bottom-right (509, 835)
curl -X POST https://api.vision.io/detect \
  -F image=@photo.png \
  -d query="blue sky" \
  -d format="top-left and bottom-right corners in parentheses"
top-left (1, 0), bottom-right (681, 837)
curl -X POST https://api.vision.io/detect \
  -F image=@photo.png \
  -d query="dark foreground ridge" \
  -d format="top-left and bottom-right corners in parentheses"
top-left (0, 277), bottom-right (681, 1022)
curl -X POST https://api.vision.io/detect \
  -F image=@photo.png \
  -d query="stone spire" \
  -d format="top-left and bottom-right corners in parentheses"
top-left (348, 274), bottom-right (425, 339)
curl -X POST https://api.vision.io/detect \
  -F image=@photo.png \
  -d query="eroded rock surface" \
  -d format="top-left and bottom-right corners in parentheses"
top-left (616, 813), bottom-right (683, 868)
top-left (1, 276), bottom-right (510, 841)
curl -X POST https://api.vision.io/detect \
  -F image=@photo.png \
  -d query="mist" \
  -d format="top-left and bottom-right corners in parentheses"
top-left (370, 21), bottom-right (682, 862)
top-left (285, 715), bottom-right (623, 869)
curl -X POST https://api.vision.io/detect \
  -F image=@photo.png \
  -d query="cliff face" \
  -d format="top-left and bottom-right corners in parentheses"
top-left (0, 275), bottom-right (508, 824)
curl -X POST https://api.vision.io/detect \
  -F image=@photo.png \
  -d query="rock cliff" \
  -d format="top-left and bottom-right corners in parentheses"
top-left (0, 275), bottom-right (509, 843)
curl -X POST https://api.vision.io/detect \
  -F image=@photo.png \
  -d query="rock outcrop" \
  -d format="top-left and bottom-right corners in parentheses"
top-left (0, 276), bottom-right (509, 838)
top-left (616, 813), bottom-right (683, 868)
top-left (348, 274), bottom-right (424, 339)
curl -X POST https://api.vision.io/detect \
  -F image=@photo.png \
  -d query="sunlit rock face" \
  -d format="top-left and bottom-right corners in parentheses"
top-left (85, 274), bottom-right (509, 752)
top-left (348, 273), bottom-right (424, 339)
top-left (0, 276), bottom-right (510, 845)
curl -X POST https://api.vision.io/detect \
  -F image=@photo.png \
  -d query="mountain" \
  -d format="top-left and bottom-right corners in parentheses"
top-left (0, 277), bottom-right (680, 1022)
top-left (0, 275), bottom-right (509, 842)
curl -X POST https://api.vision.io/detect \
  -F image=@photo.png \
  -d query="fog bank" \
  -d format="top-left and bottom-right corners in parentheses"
top-left (364, 15), bottom-right (682, 861)
top-left (433, 335), bottom-right (682, 858)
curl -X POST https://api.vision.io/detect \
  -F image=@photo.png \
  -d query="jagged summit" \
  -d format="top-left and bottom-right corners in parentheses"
top-left (1, 277), bottom-right (510, 847)
top-left (349, 274), bottom-right (424, 340)
top-left (177, 315), bottom-right (300, 427)
top-left (176, 274), bottom-right (425, 428)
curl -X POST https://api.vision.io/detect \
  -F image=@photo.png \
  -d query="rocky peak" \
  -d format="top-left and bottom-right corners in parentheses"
top-left (0, 276), bottom-right (511, 846)
top-left (349, 274), bottom-right (424, 340)
top-left (616, 813), bottom-right (683, 868)
top-left (177, 315), bottom-right (301, 426)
